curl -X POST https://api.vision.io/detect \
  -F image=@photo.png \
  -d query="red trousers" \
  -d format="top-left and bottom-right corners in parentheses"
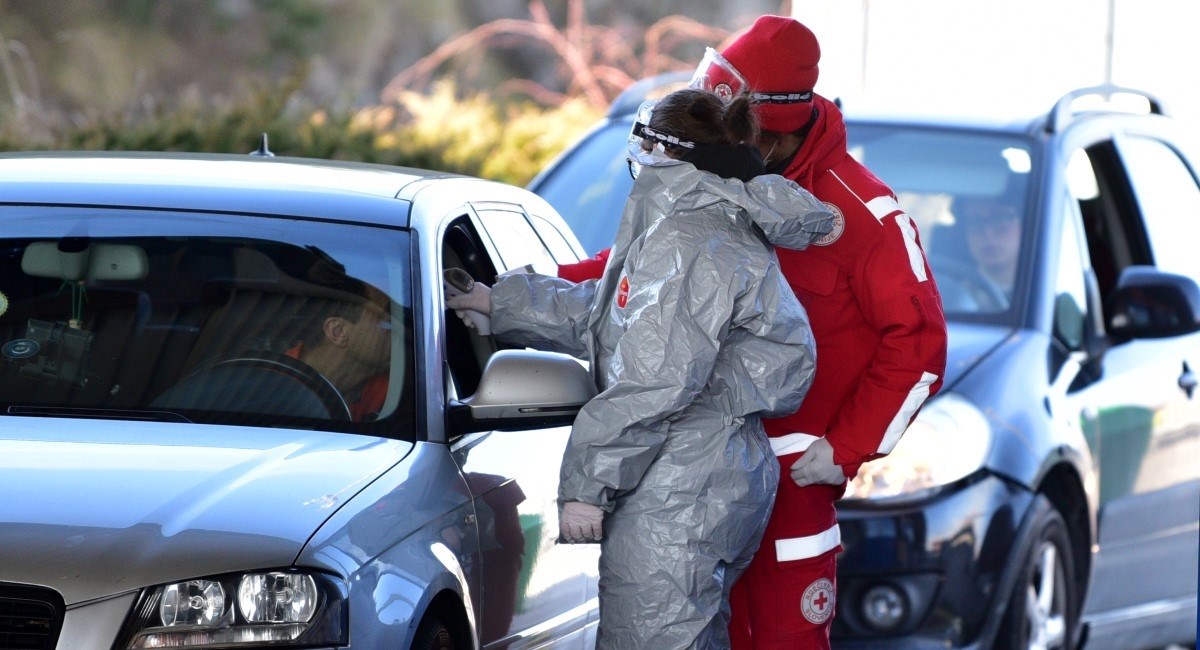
top-left (729, 457), bottom-right (844, 649)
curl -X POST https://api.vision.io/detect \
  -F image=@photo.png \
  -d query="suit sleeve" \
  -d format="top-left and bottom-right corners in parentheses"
top-left (490, 272), bottom-right (596, 359)
top-left (827, 210), bottom-right (948, 471)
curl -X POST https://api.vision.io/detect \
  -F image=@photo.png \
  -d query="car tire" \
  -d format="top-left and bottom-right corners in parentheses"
top-left (996, 494), bottom-right (1078, 650)
top-left (412, 616), bottom-right (456, 650)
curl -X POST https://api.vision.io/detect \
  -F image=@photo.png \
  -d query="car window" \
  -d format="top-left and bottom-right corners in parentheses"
top-left (0, 208), bottom-right (415, 436)
top-left (1053, 193), bottom-right (1090, 351)
top-left (848, 125), bottom-right (1035, 322)
top-left (440, 216), bottom-right (501, 401)
top-left (1119, 135), bottom-right (1200, 279)
top-left (474, 207), bottom-right (559, 276)
top-left (1067, 140), bottom-right (1159, 328)
top-left (527, 212), bottom-right (582, 265)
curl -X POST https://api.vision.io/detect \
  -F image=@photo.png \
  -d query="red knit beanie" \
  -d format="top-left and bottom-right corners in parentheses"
top-left (720, 15), bottom-right (820, 133)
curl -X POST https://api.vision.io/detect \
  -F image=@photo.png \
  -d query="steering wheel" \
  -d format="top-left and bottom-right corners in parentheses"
top-left (153, 351), bottom-right (352, 421)
top-left (928, 255), bottom-right (1008, 312)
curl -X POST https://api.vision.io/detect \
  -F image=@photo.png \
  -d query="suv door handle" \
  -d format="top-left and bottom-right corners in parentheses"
top-left (1181, 361), bottom-right (1197, 399)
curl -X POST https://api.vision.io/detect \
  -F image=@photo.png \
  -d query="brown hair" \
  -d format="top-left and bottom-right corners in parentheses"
top-left (647, 88), bottom-right (759, 151)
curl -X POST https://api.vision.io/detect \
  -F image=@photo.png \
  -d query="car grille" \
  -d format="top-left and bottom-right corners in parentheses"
top-left (0, 585), bottom-right (64, 650)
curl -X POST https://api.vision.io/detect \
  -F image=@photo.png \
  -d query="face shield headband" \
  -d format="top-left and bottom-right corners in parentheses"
top-left (633, 121), bottom-right (696, 154)
top-left (625, 99), bottom-right (766, 182)
top-left (626, 100), bottom-right (692, 179)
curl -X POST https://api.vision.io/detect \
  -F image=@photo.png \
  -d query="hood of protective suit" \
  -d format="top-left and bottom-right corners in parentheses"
top-left (619, 162), bottom-right (834, 255)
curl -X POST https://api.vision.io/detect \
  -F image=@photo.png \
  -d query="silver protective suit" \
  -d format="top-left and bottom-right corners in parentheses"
top-left (490, 162), bottom-right (832, 648)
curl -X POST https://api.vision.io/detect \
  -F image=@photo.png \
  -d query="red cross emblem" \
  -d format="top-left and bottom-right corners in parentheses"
top-left (615, 275), bottom-right (630, 309)
top-left (801, 578), bottom-right (834, 624)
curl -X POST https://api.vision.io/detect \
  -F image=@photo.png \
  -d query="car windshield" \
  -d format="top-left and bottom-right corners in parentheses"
top-left (848, 125), bottom-right (1036, 322)
top-left (0, 208), bottom-right (415, 436)
top-left (534, 118), bottom-right (1035, 324)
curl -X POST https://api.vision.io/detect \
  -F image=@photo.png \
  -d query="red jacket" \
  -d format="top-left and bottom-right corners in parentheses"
top-left (557, 96), bottom-right (947, 477)
top-left (767, 96), bottom-right (947, 476)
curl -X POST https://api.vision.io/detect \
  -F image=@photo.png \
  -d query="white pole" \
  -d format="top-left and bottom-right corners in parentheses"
top-left (1104, 0), bottom-right (1115, 86)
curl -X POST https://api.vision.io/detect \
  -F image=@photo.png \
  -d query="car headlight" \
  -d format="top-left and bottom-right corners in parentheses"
top-left (119, 569), bottom-right (347, 648)
top-left (844, 393), bottom-right (991, 501)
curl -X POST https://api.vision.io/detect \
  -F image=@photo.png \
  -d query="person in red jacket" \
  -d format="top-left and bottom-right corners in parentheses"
top-left (556, 15), bottom-right (948, 649)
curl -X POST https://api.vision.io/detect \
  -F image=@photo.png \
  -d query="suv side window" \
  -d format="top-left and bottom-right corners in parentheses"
top-left (1054, 193), bottom-right (1090, 351)
top-left (1067, 141), bottom-right (1155, 328)
top-left (1118, 136), bottom-right (1200, 279)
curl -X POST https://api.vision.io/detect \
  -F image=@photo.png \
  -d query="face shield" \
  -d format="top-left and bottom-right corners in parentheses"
top-left (689, 47), bottom-right (748, 103)
top-left (625, 100), bottom-right (694, 179)
top-left (691, 46), bottom-right (815, 115)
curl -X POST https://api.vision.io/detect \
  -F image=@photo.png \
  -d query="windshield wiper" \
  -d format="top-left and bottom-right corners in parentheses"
top-left (5, 406), bottom-right (193, 423)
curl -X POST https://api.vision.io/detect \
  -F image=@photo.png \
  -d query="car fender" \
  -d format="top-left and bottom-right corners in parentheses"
top-left (956, 330), bottom-right (1098, 570)
top-left (960, 332), bottom-right (1095, 496)
top-left (299, 442), bottom-right (480, 645)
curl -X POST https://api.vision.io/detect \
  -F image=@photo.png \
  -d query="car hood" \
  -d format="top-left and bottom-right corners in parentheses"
top-left (942, 321), bottom-right (1015, 390)
top-left (0, 416), bottom-right (412, 605)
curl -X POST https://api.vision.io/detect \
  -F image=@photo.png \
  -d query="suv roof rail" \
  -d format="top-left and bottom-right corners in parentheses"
top-left (607, 71), bottom-right (692, 119)
top-left (1047, 85), bottom-right (1168, 134)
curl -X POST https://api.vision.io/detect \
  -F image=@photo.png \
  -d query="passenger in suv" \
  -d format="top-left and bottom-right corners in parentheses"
top-left (530, 80), bottom-right (1200, 649)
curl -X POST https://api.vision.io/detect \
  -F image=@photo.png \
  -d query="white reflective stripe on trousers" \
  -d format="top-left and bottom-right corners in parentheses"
top-left (776, 524), bottom-right (842, 562)
top-left (769, 432), bottom-right (842, 561)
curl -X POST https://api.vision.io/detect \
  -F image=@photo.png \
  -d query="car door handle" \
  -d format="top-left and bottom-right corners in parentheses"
top-left (1180, 361), bottom-right (1197, 399)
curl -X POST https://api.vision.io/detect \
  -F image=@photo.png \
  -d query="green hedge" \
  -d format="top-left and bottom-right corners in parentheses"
top-left (0, 79), bottom-right (601, 187)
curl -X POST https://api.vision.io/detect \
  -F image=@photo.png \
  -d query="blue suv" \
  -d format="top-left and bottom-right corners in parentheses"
top-left (530, 76), bottom-right (1200, 649)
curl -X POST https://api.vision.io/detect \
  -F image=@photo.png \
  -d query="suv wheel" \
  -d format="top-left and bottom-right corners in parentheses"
top-left (412, 616), bottom-right (456, 650)
top-left (997, 495), bottom-right (1078, 650)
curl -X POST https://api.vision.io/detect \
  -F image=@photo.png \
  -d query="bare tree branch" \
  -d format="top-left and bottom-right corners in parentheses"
top-left (380, 6), bottom-right (736, 110)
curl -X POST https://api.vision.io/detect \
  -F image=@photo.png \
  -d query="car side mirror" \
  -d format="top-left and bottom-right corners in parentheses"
top-left (1107, 265), bottom-right (1200, 341)
top-left (449, 349), bottom-right (597, 433)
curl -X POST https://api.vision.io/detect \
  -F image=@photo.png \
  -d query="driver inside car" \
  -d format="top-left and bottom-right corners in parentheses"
top-left (284, 284), bottom-right (391, 422)
top-left (151, 259), bottom-right (393, 424)
top-left (954, 192), bottom-right (1023, 305)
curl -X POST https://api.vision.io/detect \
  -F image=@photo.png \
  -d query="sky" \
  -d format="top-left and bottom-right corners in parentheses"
top-left (789, 0), bottom-right (1199, 137)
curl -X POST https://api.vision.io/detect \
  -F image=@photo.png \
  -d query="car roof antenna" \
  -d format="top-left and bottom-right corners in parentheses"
top-left (249, 132), bottom-right (275, 157)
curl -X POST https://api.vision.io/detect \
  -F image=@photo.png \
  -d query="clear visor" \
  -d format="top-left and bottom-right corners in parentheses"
top-left (625, 100), bottom-right (690, 179)
top-left (688, 47), bottom-right (748, 103)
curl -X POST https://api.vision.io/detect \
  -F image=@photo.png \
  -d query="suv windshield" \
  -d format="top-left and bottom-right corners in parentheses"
top-left (848, 125), bottom-right (1036, 320)
top-left (534, 122), bottom-right (633, 257)
top-left (0, 208), bottom-right (415, 436)
top-left (535, 119), bottom-right (1035, 324)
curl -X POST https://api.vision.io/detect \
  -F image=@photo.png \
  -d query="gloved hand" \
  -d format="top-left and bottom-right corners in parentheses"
top-left (789, 437), bottom-right (847, 487)
top-left (444, 272), bottom-right (492, 333)
top-left (559, 501), bottom-right (604, 543)
top-left (445, 279), bottom-right (492, 315)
